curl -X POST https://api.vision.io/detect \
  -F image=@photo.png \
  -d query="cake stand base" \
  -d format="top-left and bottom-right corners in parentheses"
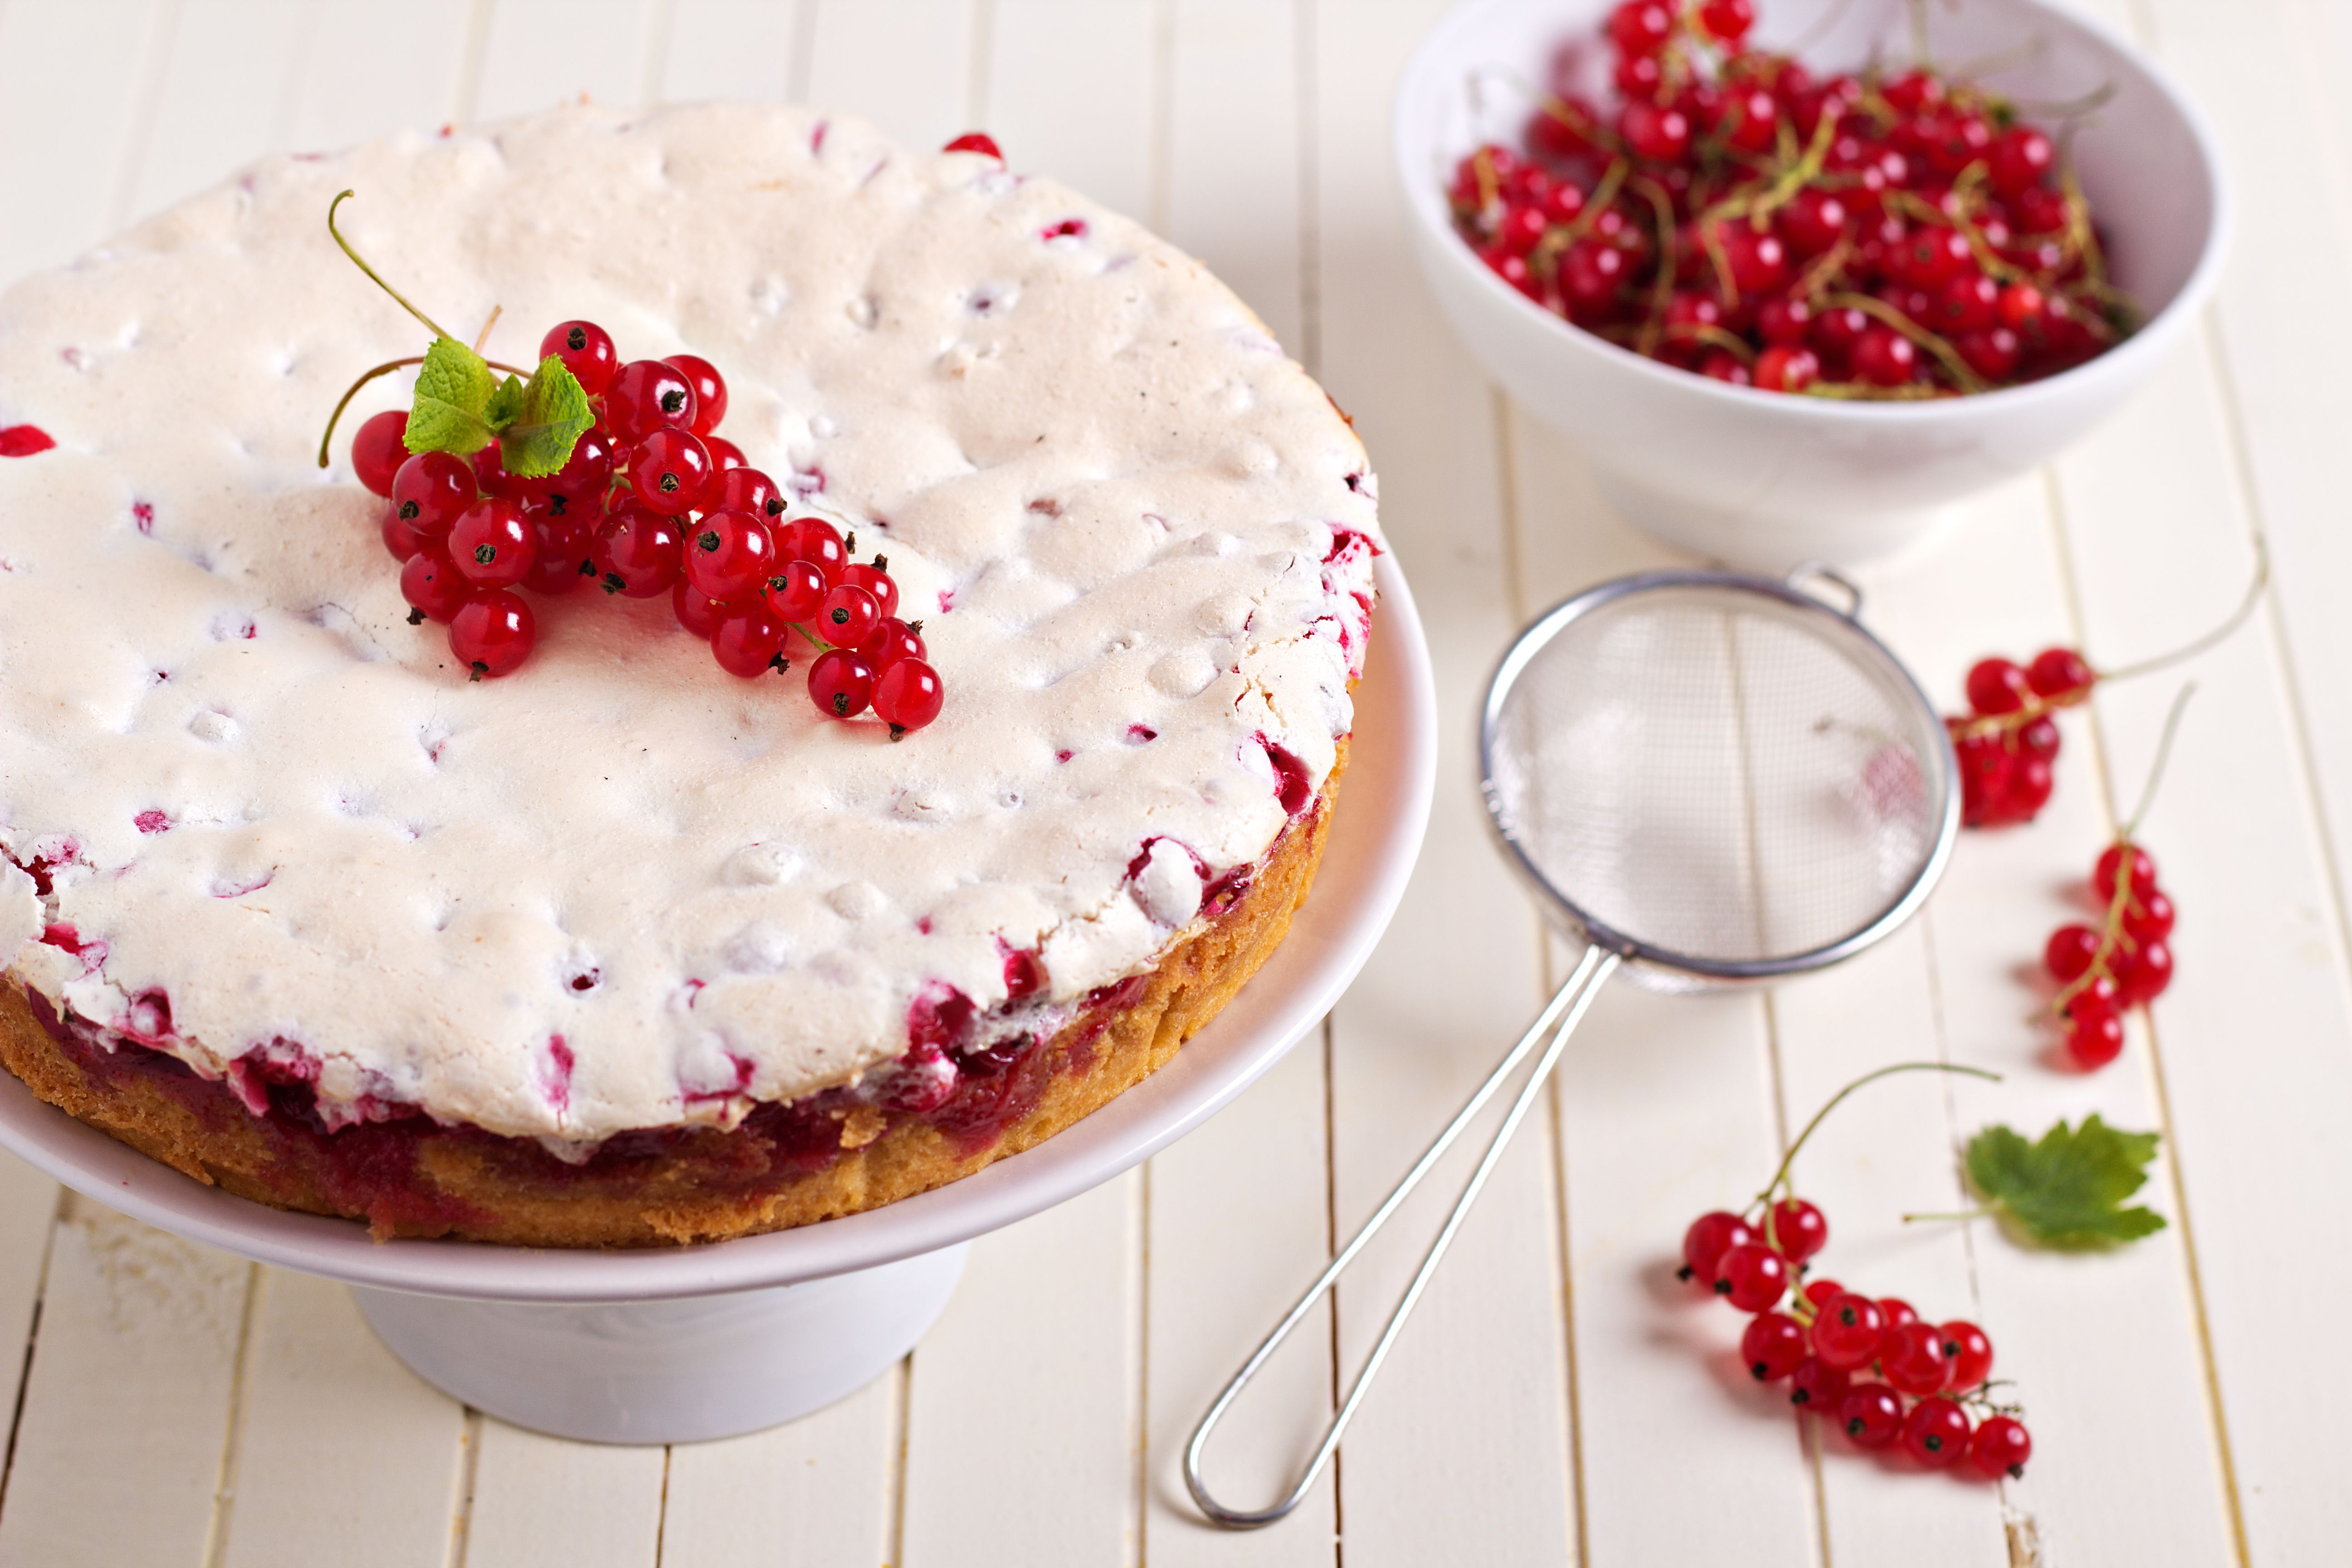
top-left (353, 1243), bottom-right (968, 1444)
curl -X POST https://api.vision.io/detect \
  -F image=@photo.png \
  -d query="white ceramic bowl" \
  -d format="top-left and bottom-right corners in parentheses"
top-left (1394, 0), bottom-right (2230, 568)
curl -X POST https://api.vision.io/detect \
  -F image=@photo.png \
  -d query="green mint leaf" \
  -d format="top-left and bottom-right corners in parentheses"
top-left (496, 355), bottom-right (594, 479)
top-left (1965, 1116), bottom-right (2167, 1248)
top-left (485, 373), bottom-right (526, 431)
top-left (403, 336), bottom-right (499, 456)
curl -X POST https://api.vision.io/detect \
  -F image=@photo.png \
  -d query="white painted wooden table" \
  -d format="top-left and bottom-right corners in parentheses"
top-left (0, 0), bottom-right (2344, 1563)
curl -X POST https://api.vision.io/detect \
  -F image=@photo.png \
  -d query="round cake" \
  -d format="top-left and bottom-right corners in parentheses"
top-left (0, 102), bottom-right (1381, 1247)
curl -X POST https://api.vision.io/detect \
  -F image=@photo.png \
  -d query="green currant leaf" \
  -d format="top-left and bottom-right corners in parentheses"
top-left (403, 336), bottom-right (499, 456)
top-left (496, 355), bottom-right (594, 479)
top-left (1965, 1115), bottom-right (2166, 1248)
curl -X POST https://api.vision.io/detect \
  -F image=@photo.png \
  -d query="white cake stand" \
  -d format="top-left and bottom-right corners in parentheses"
top-left (0, 556), bottom-right (1435, 1444)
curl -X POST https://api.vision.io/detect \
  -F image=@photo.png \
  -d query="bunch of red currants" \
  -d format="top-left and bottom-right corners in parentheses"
top-left (2042, 839), bottom-right (2175, 1069)
top-left (351, 323), bottom-right (943, 735)
top-left (1446, 0), bottom-right (2127, 395)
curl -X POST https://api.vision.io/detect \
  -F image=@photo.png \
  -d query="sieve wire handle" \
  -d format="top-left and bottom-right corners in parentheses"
top-left (1183, 944), bottom-right (1623, 1529)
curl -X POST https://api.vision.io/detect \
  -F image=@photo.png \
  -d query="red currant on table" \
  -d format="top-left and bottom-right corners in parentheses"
top-left (401, 546), bottom-right (469, 624)
top-left (521, 497), bottom-right (597, 594)
top-left (1769, 1197), bottom-right (1828, 1262)
top-left (818, 583), bottom-right (883, 650)
top-left (1679, 1211), bottom-right (1755, 1283)
top-left (381, 505), bottom-right (426, 563)
top-left (1712, 1242), bottom-right (1788, 1313)
top-left (2027, 646), bottom-right (2093, 701)
top-left (540, 319), bottom-right (618, 396)
top-left (683, 509), bottom-right (777, 602)
top-left (1788, 1356), bottom-right (1849, 1413)
top-left (593, 502), bottom-right (686, 597)
top-left (1901, 1397), bottom-right (1971, 1467)
top-left (449, 498), bottom-right (536, 588)
top-left (703, 435), bottom-right (747, 471)
top-left (1880, 1320), bottom-right (1956, 1396)
top-left (761, 559), bottom-right (828, 623)
top-left (860, 616), bottom-right (927, 674)
top-left (840, 558), bottom-right (900, 619)
top-left (1968, 1414), bottom-right (2032, 1480)
top-left (528, 426), bottom-right (614, 513)
top-left (1877, 1297), bottom-right (1919, 1330)
top-left (713, 466), bottom-right (787, 523)
top-left (2063, 997), bottom-right (2125, 1068)
top-left (1810, 1293), bottom-right (1885, 1370)
top-left (604, 358), bottom-right (699, 443)
top-left (808, 647), bottom-right (877, 719)
top-left (390, 451), bottom-right (477, 538)
top-left (711, 603), bottom-right (789, 678)
top-left (1938, 1321), bottom-right (1993, 1392)
top-left (775, 516), bottom-right (848, 584)
top-left (1838, 1384), bottom-right (1904, 1448)
top-left (872, 657), bottom-right (945, 737)
top-left (2044, 925), bottom-right (2101, 984)
top-left (673, 579), bottom-right (727, 639)
top-left (2111, 938), bottom-right (2174, 1004)
top-left (663, 353), bottom-right (729, 436)
top-left (450, 591), bottom-right (535, 679)
top-left (1742, 1311), bottom-right (1808, 1382)
top-left (1800, 1277), bottom-right (1843, 1311)
top-left (351, 410), bottom-right (409, 496)
top-left (626, 427), bottom-right (716, 515)
top-left (2123, 888), bottom-right (2176, 942)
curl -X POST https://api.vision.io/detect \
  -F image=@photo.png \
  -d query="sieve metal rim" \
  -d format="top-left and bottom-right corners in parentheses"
top-left (1476, 567), bottom-right (1961, 984)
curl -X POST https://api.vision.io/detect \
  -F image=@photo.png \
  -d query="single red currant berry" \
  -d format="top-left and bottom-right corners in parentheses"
top-left (859, 616), bottom-right (927, 673)
top-left (840, 559), bottom-right (900, 619)
top-left (390, 451), bottom-right (477, 538)
top-left (808, 647), bottom-right (876, 719)
top-left (761, 559), bottom-right (828, 623)
top-left (1958, 327), bottom-right (2023, 382)
top-left (2095, 843), bottom-right (2159, 897)
top-left (2124, 888), bottom-right (2176, 943)
top-left (541, 319), bottom-right (619, 396)
top-left (1966, 657), bottom-right (2032, 715)
top-left (627, 427), bottom-right (716, 516)
top-left (471, 441), bottom-right (523, 501)
top-left (2064, 1001), bottom-right (2126, 1068)
top-left (400, 546), bottom-right (469, 624)
top-left (1938, 1321), bottom-right (1994, 1392)
top-left (1754, 345), bottom-right (1820, 393)
top-left (1839, 1384), bottom-right (1905, 1448)
top-left (1882, 69), bottom-right (1945, 115)
top-left (663, 353), bottom-right (729, 435)
top-left (673, 578), bottom-right (728, 639)
top-left (712, 603), bottom-right (789, 679)
top-left (1717, 85), bottom-right (1779, 153)
top-left (1988, 126), bottom-right (2056, 198)
top-left (2007, 753), bottom-right (2055, 819)
top-left (1901, 1396), bottom-right (1972, 1467)
top-left (2020, 715), bottom-right (2061, 759)
top-left (521, 502), bottom-right (596, 596)
top-left (1607, 0), bottom-right (1674, 55)
top-left (1851, 325), bottom-right (1918, 386)
top-left (2043, 924), bottom-right (2102, 983)
top-left (1742, 1311), bottom-right (1808, 1382)
top-left (1878, 1298), bottom-right (1919, 1330)
top-left (1969, 1414), bottom-right (2032, 1480)
top-left (1810, 1293), bottom-right (1886, 1370)
top-left (774, 516), bottom-right (848, 584)
top-left (1697, 0), bottom-right (1754, 42)
top-left (449, 498), bottom-right (536, 588)
top-left (1881, 1320), bottom-right (1956, 1396)
top-left (604, 359), bottom-right (699, 444)
top-left (1998, 281), bottom-right (2047, 331)
top-left (713, 467), bottom-right (786, 522)
top-left (449, 590), bottom-right (535, 679)
top-left (1619, 101), bottom-right (1691, 163)
top-left (1713, 1242), bottom-right (1788, 1313)
top-left (703, 435), bottom-right (747, 471)
top-left (1811, 302), bottom-right (1870, 360)
top-left (382, 505), bottom-right (426, 563)
top-left (2027, 646), bottom-right (2093, 700)
top-left (1769, 1198), bottom-right (1828, 1262)
top-left (872, 657), bottom-right (945, 737)
top-left (818, 582), bottom-right (882, 649)
top-left (944, 131), bottom-right (1003, 158)
top-left (1778, 187), bottom-right (1848, 258)
top-left (1933, 271), bottom-right (1999, 335)
top-left (1788, 1356), bottom-right (1850, 1412)
top-left (593, 503), bottom-right (686, 598)
top-left (2112, 938), bottom-right (2175, 1004)
top-left (1679, 1211), bottom-right (1756, 1283)
top-left (684, 508), bottom-right (778, 602)
top-left (352, 410), bottom-right (410, 496)
top-left (1801, 1277), bottom-right (1843, 1311)
top-left (530, 426), bottom-right (615, 512)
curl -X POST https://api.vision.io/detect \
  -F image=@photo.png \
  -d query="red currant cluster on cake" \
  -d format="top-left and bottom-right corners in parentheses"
top-left (1446, 0), bottom-right (2130, 395)
top-left (348, 328), bottom-right (941, 734)
top-left (2042, 837), bottom-right (2176, 1070)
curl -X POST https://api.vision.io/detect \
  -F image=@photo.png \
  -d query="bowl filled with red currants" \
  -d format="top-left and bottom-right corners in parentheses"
top-left (1392, 0), bottom-right (2227, 568)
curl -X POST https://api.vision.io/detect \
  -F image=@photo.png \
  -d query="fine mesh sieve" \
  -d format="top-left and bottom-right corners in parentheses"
top-left (1187, 566), bottom-right (1958, 1529)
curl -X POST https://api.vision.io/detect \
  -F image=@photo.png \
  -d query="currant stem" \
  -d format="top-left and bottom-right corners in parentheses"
top-left (1752, 1061), bottom-right (2003, 1214)
top-left (2097, 536), bottom-right (2268, 685)
top-left (472, 304), bottom-right (503, 356)
top-left (1901, 1207), bottom-right (1993, 1225)
top-left (326, 191), bottom-right (458, 342)
top-left (315, 356), bottom-right (424, 468)
top-left (2120, 682), bottom-right (2198, 840)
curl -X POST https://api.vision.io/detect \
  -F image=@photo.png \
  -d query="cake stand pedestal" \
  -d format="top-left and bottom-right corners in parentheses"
top-left (0, 558), bottom-right (1433, 1447)
top-left (353, 1245), bottom-right (968, 1443)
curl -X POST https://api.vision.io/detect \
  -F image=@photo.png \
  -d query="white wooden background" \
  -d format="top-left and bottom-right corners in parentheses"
top-left (0, 0), bottom-right (2345, 1562)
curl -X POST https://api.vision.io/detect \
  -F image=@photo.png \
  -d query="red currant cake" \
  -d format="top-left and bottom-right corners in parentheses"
top-left (0, 103), bottom-right (1382, 1245)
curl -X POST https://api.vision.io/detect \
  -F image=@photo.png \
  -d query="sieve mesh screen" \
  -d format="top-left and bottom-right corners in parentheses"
top-left (1486, 584), bottom-right (1947, 969)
